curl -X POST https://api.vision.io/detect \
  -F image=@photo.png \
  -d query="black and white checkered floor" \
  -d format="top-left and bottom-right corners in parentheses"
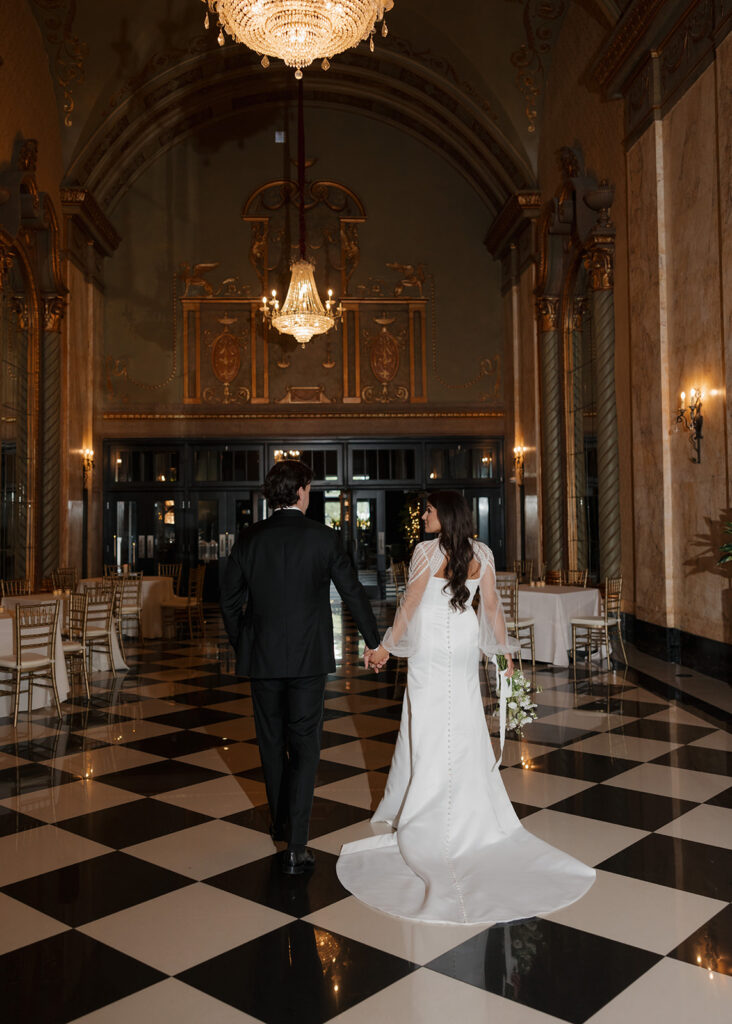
top-left (0, 603), bottom-right (729, 1023)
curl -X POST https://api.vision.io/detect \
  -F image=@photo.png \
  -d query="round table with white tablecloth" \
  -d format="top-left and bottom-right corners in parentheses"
top-left (518, 584), bottom-right (601, 667)
top-left (0, 604), bottom-right (69, 717)
top-left (79, 575), bottom-right (174, 639)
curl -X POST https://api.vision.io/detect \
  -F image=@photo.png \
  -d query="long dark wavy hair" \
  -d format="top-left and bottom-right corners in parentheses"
top-left (427, 490), bottom-right (476, 611)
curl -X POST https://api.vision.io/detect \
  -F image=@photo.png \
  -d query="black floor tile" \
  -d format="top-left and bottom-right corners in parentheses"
top-left (3, 851), bottom-right (191, 927)
top-left (530, 749), bottom-right (640, 783)
top-left (56, 710), bottom-right (131, 730)
top-left (318, 730), bottom-right (363, 750)
top-left (367, 729), bottom-right (400, 744)
top-left (650, 745), bottom-right (732, 777)
top-left (321, 708), bottom-right (351, 722)
top-left (427, 919), bottom-right (660, 1024)
top-left (511, 721), bottom-right (598, 747)
top-left (361, 704), bottom-right (405, 721)
top-left (207, 849), bottom-right (349, 917)
top-left (0, 804), bottom-right (46, 836)
top-left (608, 718), bottom-right (716, 744)
top-left (0, 930), bottom-right (164, 1024)
top-left (240, 760), bottom-right (363, 788)
top-left (669, 903), bottom-right (732, 975)
top-left (0, 763), bottom-right (77, 798)
top-left (167, 688), bottom-right (245, 707)
top-left (598, 833), bottom-right (732, 902)
top-left (178, 919), bottom-right (417, 1024)
top-left (145, 706), bottom-right (240, 729)
top-left (550, 785), bottom-right (695, 830)
top-left (0, 732), bottom-right (108, 762)
top-left (99, 759), bottom-right (225, 796)
top-left (124, 729), bottom-right (228, 758)
top-left (306, 796), bottom-right (372, 838)
top-left (56, 797), bottom-right (212, 849)
top-left (707, 786), bottom-right (732, 809)
top-left (580, 698), bottom-right (662, 718)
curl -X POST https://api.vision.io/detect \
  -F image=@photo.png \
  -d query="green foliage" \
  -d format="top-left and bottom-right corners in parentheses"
top-left (718, 522), bottom-right (732, 565)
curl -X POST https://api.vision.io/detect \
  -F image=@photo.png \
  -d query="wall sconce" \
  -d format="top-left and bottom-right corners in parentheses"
top-left (513, 446), bottom-right (527, 485)
top-left (81, 448), bottom-right (95, 485)
top-left (676, 389), bottom-right (703, 463)
top-left (274, 448), bottom-right (302, 462)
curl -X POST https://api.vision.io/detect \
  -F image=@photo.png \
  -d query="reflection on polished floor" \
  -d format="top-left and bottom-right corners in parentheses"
top-left (0, 602), bottom-right (729, 1023)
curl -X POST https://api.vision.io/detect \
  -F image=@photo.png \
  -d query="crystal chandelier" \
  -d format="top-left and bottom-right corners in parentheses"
top-left (261, 81), bottom-right (342, 347)
top-left (201, 0), bottom-right (394, 77)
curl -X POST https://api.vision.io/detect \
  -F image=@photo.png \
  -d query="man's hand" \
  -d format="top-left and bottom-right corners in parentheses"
top-left (364, 645), bottom-right (389, 671)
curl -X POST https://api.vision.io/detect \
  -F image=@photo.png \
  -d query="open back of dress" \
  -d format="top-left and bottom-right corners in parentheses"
top-left (336, 538), bottom-right (595, 924)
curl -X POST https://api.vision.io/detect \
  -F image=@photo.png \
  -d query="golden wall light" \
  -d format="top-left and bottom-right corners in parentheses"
top-left (675, 388), bottom-right (703, 463)
top-left (81, 448), bottom-right (95, 485)
top-left (513, 445), bottom-right (527, 485)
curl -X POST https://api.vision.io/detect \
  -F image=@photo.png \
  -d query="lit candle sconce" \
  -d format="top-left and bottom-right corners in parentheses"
top-left (512, 445), bottom-right (527, 485)
top-left (273, 448), bottom-right (302, 462)
top-left (81, 448), bottom-right (95, 486)
top-left (675, 388), bottom-right (703, 463)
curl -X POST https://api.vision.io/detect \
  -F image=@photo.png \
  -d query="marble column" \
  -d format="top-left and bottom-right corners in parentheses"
top-left (40, 296), bottom-right (65, 577)
top-left (536, 296), bottom-right (563, 571)
top-left (570, 298), bottom-right (588, 570)
top-left (585, 238), bottom-right (621, 580)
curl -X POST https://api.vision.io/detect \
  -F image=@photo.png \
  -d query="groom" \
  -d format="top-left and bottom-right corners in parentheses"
top-left (220, 458), bottom-right (381, 874)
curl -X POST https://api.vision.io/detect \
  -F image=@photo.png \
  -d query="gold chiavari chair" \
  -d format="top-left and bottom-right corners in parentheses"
top-left (103, 564), bottom-right (125, 577)
top-left (157, 562), bottom-right (182, 596)
top-left (85, 592), bottom-right (117, 678)
top-left (564, 568), bottom-right (589, 588)
top-left (116, 572), bottom-right (144, 659)
top-left (494, 572), bottom-right (536, 670)
top-left (62, 592), bottom-right (90, 700)
top-left (0, 601), bottom-right (61, 726)
top-left (512, 559), bottom-right (534, 583)
top-left (1, 579), bottom-right (31, 598)
top-left (52, 567), bottom-right (79, 592)
top-left (571, 576), bottom-right (627, 670)
top-left (544, 570), bottom-right (562, 586)
top-left (161, 564), bottom-right (206, 639)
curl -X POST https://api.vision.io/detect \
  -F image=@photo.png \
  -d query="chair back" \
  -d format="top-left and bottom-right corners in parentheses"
top-left (564, 568), bottom-right (588, 588)
top-left (603, 577), bottom-right (622, 621)
top-left (544, 569), bottom-right (562, 586)
top-left (16, 601), bottom-right (59, 664)
top-left (117, 574), bottom-right (143, 611)
top-left (188, 564), bottom-right (206, 602)
top-left (86, 578), bottom-right (116, 599)
top-left (390, 560), bottom-right (407, 598)
top-left (512, 559), bottom-right (534, 582)
top-left (52, 567), bottom-right (79, 592)
top-left (104, 564), bottom-right (125, 577)
top-left (66, 592), bottom-right (88, 643)
top-left (157, 563), bottom-right (182, 594)
top-left (2, 578), bottom-right (31, 597)
top-left (495, 572), bottom-right (518, 622)
top-left (87, 593), bottom-right (114, 633)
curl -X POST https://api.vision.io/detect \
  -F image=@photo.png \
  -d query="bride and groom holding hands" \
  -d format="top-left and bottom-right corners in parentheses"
top-left (221, 458), bottom-right (594, 922)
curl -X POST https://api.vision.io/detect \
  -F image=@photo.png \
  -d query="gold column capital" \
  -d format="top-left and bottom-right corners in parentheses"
top-left (583, 236), bottom-right (615, 291)
top-left (535, 295), bottom-right (560, 331)
top-left (572, 297), bottom-right (587, 331)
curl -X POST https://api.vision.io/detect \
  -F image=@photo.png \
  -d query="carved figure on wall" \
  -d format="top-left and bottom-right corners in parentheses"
top-left (386, 261), bottom-right (425, 297)
top-left (362, 315), bottom-right (409, 404)
top-left (178, 261), bottom-right (220, 296)
top-left (202, 315), bottom-right (250, 405)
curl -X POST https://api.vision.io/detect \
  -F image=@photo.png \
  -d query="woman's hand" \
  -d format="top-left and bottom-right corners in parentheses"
top-left (365, 645), bottom-right (389, 671)
top-left (505, 654), bottom-right (515, 677)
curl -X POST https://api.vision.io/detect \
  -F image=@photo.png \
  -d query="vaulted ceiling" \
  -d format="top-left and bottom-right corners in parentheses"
top-left (29, 0), bottom-right (620, 214)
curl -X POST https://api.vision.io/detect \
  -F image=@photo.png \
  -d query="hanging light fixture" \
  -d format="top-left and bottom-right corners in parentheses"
top-left (201, 0), bottom-right (394, 77)
top-left (261, 80), bottom-right (342, 348)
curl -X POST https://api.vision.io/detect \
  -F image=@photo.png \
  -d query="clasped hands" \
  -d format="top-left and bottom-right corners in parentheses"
top-left (364, 644), bottom-right (389, 671)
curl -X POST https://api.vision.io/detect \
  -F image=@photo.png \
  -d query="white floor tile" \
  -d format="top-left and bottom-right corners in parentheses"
top-left (496, 740), bottom-right (555, 768)
top-left (322, 714), bottom-right (400, 738)
top-left (522, 808), bottom-right (648, 865)
top-left (564, 732), bottom-right (682, 761)
top-left (67, 979), bottom-right (262, 1024)
top-left (536, 709), bottom-right (638, 732)
top-left (0, 779), bottom-right (142, 823)
top-left (191, 719), bottom-right (258, 741)
top-left (154, 773), bottom-right (268, 817)
top-left (80, 719), bottom-right (179, 744)
top-left (586, 956), bottom-right (732, 1023)
top-left (174, 742), bottom-right (261, 774)
top-left (0, 824), bottom-right (108, 886)
top-left (606, 763), bottom-right (730, 803)
top-left (320, 738), bottom-right (396, 769)
top-left (310, 818), bottom-right (393, 855)
top-left (499, 766), bottom-right (594, 807)
top-left (325, 695), bottom-right (399, 713)
top-left (314, 772), bottom-right (387, 810)
top-left (646, 707), bottom-right (714, 727)
top-left (306, 895), bottom-right (488, 965)
top-left (329, 967), bottom-right (565, 1024)
top-left (45, 745), bottom-right (164, 779)
top-left (543, 869), bottom-right (726, 954)
top-left (0, 892), bottom-right (69, 955)
top-left (126, 819), bottom-right (275, 878)
top-left (689, 730), bottom-right (732, 751)
top-left (655, 803), bottom-right (732, 849)
top-left (79, 883), bottom-right (292, 976)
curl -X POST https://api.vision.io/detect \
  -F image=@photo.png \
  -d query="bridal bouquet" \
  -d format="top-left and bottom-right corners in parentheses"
top-left (493, 655), bottom-right (541, 736)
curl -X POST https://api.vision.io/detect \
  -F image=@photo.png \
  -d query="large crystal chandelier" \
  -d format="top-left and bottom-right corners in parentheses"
top-left (261, 81), bottom-right (342, 348)
top-left (201, 0), bottom-right (394, 77)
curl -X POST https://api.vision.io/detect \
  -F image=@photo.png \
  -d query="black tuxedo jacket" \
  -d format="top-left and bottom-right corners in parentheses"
top-left (220, 509), bottom-right (380, 678)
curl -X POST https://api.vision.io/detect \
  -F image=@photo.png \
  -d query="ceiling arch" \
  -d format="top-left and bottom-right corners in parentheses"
top-left (65, 45), bottom-right (536, 216)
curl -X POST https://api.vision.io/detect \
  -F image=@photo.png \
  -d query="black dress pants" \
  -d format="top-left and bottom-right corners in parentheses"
top-left (250, 674), bottom-right (326, 847)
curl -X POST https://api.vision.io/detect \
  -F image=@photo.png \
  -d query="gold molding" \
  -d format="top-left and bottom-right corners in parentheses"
top-left (102, 409), bottom-right (503, 421)
top-left (583, 240), bottom-right (615, 291)
top-left (31, 0), bottom-right (87, 127)
top-left (535, 296), bottom-right (560, 331)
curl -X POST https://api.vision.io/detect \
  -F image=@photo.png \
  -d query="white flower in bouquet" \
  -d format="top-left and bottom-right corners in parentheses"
top-left (493, 654), bottom-right (542, 737)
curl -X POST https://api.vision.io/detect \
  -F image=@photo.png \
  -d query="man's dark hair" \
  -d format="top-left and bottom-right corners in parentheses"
top-left (264, 459), bottom-right (313, 508)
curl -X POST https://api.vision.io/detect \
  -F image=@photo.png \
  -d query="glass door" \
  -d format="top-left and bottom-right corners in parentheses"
top-left (104, 494), bottom-right (185, 576)
top-left (351, 489), bottom-right (385, 596)
top-left (191, 491), bottom-right (261, 600)
top-left (464, 489), bottom-right (506, 569)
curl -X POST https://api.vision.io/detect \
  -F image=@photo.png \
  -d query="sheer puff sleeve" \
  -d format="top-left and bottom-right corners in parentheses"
top-left (381, 541), bottom-right (435, 658)
top-left (475, 542), bottom-right (520, 658)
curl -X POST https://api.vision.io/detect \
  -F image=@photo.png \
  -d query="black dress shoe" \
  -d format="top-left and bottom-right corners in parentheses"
top-left (281, 848), bottom-right (315, 875)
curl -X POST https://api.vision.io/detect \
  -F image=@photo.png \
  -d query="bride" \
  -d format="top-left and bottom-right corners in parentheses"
top-left (336, 490), bottom-right (595, 925)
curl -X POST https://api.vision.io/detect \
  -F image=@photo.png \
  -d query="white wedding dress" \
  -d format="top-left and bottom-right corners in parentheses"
top-left (336, 538), bottom-right (595, 924)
